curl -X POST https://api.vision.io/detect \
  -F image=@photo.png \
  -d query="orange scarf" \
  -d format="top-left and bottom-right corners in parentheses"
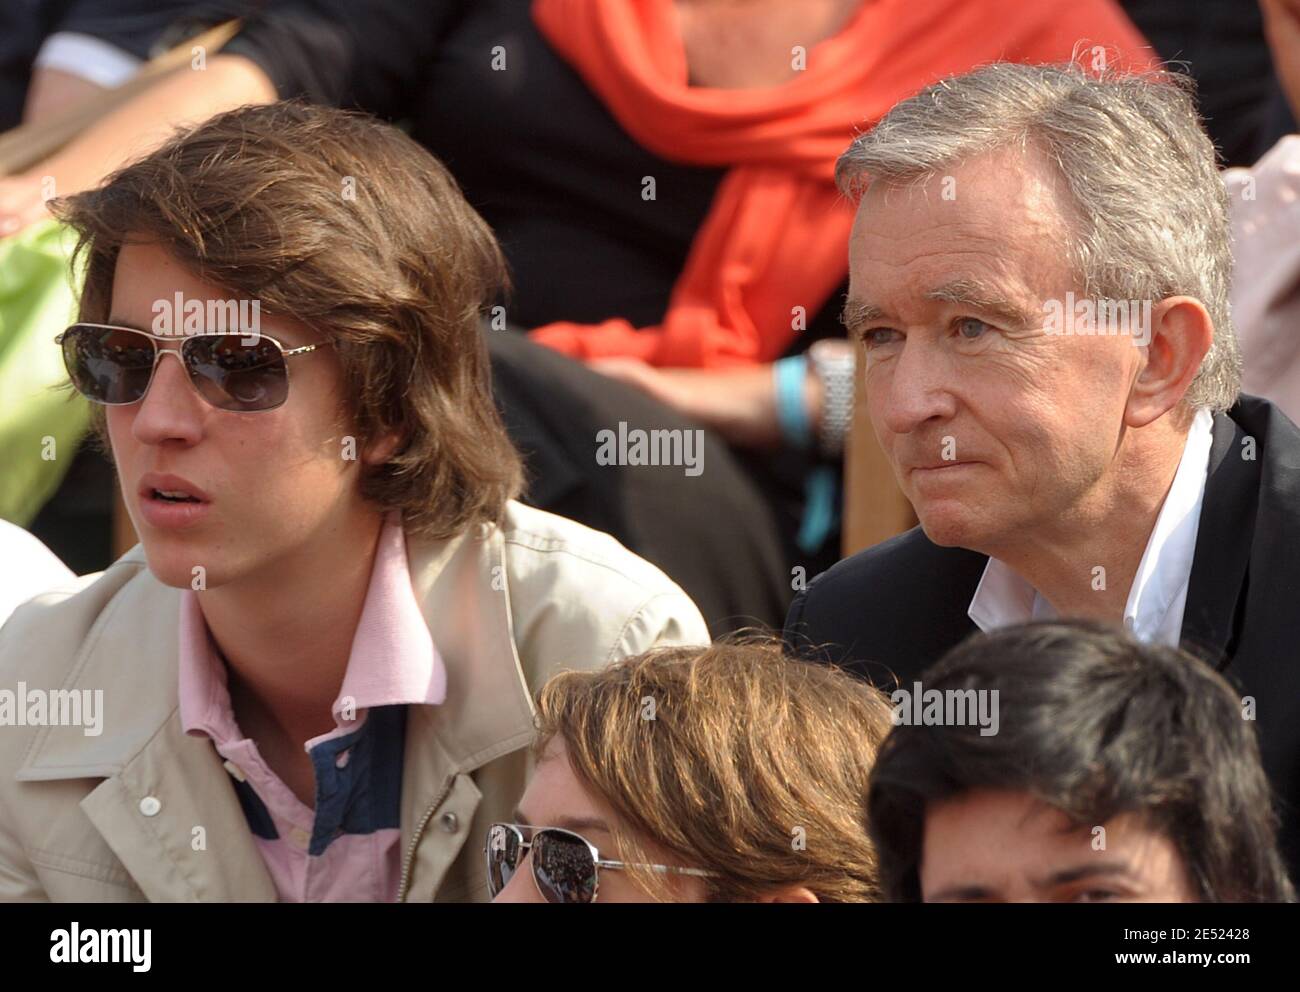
top-left (528, 0), bottom-right (1154, 368)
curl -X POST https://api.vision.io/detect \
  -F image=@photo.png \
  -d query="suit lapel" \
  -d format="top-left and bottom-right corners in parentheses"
top-left (1181, 409), bottom-right (1258, 669)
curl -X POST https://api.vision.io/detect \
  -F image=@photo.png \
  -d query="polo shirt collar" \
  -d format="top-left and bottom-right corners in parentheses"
top-left (179, 512), bottom-right (446, 745)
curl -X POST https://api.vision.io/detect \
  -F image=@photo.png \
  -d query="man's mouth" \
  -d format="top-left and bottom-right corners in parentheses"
top-left (138, 473), bottom-right (212, 503)
top-left (137, 474), bottom-right (212, 529)
top-left (151, 489), bottom-right (202, 503)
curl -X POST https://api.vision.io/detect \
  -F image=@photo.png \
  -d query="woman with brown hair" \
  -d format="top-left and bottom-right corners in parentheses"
top-left (489, 638), bottom-right (893, 903)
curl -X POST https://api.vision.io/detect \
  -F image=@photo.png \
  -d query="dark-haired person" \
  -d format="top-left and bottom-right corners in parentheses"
top-left (489, 639), bottom-right (892, 903)
top-left (0, 101), bottom-right (708, 902)
top-left (785, 61), bottom-right (1300, 876)
top-left (869, 621), bottom-right (1294, 903)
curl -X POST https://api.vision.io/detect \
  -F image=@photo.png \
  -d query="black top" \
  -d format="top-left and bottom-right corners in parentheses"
top-left (223, 0), bottom-right (846, 342)
top-left (1, 0), bottom-right (202, 131)
top-left (785, 395), bottom-right (1300, 877)
top-left (1118, 0), bottom-right (1297, 166)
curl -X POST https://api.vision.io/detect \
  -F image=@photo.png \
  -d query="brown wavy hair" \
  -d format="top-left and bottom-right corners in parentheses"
top-left (534, 637), bottom-right (893, 902)
top-left (53, 100), bottom-right (522, 540)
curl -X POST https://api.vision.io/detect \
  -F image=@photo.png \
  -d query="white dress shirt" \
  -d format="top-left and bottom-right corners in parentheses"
top-left (34, 33), bottom-right (143, 88)
top-left (968, 407), bottom-right (1216, 646)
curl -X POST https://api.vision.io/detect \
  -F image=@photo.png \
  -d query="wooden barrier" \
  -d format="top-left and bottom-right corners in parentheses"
top-left (841, 345), bottom-right (916, 556)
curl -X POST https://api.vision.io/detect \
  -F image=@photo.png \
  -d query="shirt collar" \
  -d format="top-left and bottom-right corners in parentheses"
top-left (968, 407), bottom-right (1215, 644)
top-left (1123, 406), bottom-right (1215, 641)
top-left (178, 513), bottom-right (447, 745)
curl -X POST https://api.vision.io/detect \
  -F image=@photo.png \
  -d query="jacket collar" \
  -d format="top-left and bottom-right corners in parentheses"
top-left (403, 521), bottom-right (537, 770)
top-left (1181, 406), bottom-right (1259, 669)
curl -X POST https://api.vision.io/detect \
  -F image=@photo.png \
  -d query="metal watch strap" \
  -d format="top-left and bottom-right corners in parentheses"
top-left (810, 345), bottom-right (855, 459)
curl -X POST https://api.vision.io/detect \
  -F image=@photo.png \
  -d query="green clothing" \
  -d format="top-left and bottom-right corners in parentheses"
top-left (0, 220), bottom-right (90, 525)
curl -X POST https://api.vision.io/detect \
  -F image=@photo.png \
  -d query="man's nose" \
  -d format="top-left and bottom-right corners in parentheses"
top-left (131, 350), bottom-right (205, 446)
top-left (875, 338), bottom-right (959, 437)
top-left (491, 856), bottom-right (543, 903)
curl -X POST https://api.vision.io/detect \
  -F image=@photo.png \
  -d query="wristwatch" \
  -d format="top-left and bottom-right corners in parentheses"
top-left (808, 339), bottom-right (856, 459)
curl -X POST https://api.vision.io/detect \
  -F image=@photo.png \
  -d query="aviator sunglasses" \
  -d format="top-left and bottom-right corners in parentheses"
top-left (56, 322), bottom-right (332, 413)
top-left (485, 822), bottom-right (717, 903)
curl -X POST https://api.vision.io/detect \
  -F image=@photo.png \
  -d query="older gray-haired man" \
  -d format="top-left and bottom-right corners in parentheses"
top-left (784, 61), bottom-right (1300, 881)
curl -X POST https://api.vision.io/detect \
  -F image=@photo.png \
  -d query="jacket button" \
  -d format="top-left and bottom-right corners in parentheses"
top-left (440, 812), bottom-right (459, 834)
top-left (139, 796), bottom-right (161, 817)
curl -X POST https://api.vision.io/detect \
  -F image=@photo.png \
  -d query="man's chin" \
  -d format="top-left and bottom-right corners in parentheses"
top-left (914, 505), bottom-right (986, 550)
top-left (140, 542), bottom-right (225, 591)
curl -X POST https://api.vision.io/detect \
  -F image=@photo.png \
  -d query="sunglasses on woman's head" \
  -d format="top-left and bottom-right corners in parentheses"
top-left (485, 822), bottom-right (716, 903)
top-left (56, 322), bottom-right (333, 413)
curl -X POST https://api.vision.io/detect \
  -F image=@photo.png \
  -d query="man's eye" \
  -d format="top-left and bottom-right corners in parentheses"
top-left (957, 317), bottom-right (991, 340)
top-left (1071, 889), bottom-right (1120, 903)
top-left (863, 328), bottom-right (898, 348)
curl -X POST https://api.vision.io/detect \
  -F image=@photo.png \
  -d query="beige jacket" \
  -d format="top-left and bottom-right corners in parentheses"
top-left (0, 501), bottom-right (709, 902)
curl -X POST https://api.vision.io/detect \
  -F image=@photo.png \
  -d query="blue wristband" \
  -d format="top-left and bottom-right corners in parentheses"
top-left (797, 465), bottom-right (839, 554)
top-left (774, 355), bottom-right (812, 449)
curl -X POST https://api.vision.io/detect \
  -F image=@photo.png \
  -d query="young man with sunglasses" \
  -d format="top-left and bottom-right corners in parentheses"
top-left (0, 102), bottom-right (708, 902)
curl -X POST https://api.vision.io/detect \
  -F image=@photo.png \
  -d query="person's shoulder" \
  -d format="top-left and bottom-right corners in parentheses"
top-left (0, 522), bottom-right (75, 628)
top-left (0, 547), bottom-right (152, 684)
top-left (1230, 395), bottom-right (1300, 448)
top-left (1221, 396), bottom-right (1300, 497)
top-left (497, 501), bottom-right (710, 666)
top-left (499, 500), bottom-right (695, 601)
top-left (785, 526), bottom-right (985, 671)
top-left (808, 526), bottom-right (982, 600)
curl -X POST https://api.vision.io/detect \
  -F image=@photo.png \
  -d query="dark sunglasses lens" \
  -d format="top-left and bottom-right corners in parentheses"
top-left (184, 335), bottom-right (289, 412)
top-left (486, 825), bottom-right (522, 897)
top-left (534, 830), bottom-right (598, 904)
top-left (62, 325), bottom-right (156, 404)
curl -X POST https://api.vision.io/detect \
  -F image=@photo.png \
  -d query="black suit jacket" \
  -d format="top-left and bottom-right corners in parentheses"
top-left (785, 395), bottom-right (1300, 876)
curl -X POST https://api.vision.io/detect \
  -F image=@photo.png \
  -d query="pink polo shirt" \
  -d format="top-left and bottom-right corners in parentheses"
top-left (178, 514), bottom-right (447, 902)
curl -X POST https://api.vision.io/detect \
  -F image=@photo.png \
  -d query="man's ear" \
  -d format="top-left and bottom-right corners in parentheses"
top-left (1124, 296), bottom-right (1214, 429)
top-left (753, 885), bottom-right (820, 904)
top-left (360, 429), bottom-right (404, 466)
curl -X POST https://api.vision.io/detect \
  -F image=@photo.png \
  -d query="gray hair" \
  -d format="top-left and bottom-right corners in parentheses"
top-left (837, 62), bottom-right (1241, 413)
